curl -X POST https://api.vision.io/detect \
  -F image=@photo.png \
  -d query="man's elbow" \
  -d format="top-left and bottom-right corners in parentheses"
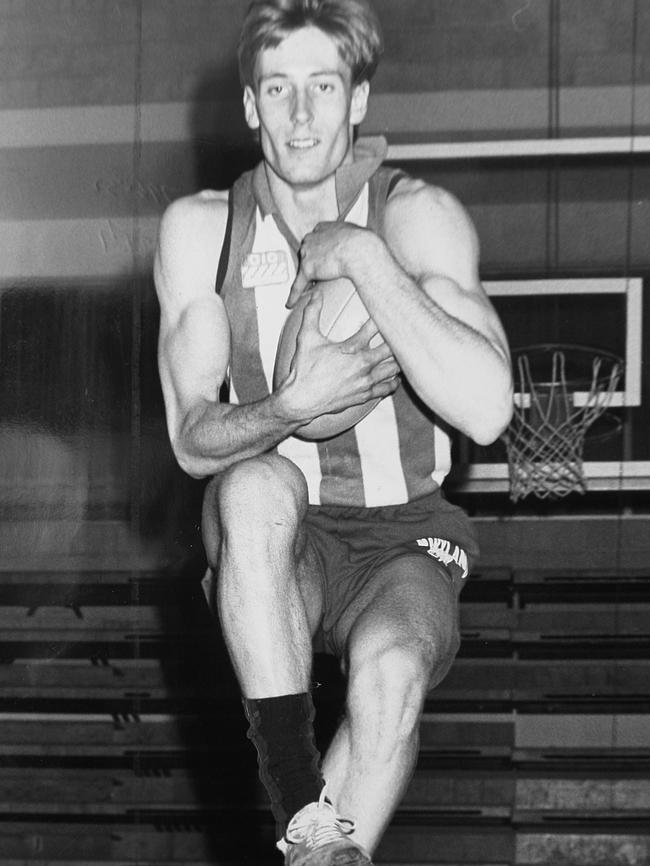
top-left (468, 384), bottom-right (514, 446)
top-left (176, 452), bottom-right (206, 480)
top-left (172, 436), bottom-right (210, 480)
top-left (179, 458), bottom-right (209, 481)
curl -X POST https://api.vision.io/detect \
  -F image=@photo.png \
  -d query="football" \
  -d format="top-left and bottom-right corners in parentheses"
top-left (273, 277), bottom-right (384, 440)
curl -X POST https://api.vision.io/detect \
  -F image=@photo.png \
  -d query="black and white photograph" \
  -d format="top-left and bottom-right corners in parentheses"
top-left (1, 1), bottom-right (649, 864)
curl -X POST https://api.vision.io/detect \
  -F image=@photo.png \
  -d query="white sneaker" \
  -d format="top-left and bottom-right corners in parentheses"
top-left (280, 788), bottom-right (372, 865)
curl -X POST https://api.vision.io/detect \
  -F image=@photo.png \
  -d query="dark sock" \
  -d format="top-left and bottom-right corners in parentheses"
top-left (243, 692), bottom-right (325, 838)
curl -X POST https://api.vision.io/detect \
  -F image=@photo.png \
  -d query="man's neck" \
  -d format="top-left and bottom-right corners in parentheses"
top-left (265, 167), bottom-right (340, 242)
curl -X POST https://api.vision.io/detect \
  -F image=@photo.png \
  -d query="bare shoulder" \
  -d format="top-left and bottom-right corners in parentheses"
top-left (161, 188), bottom-right (229, 226)
top-left (384, 177), bottom-right (479, 283)
top-left (386, 177), bottom-right (474, 233)
top-left (155, 190), bottom-right (230, 314)
top-left (157, 190), bottom-right (229, 272)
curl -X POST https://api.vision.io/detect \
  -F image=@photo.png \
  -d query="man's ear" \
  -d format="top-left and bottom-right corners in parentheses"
top-left (350, 80), bottom-right (370, 126)
top-left (243, 85), bottom-right (260, 130)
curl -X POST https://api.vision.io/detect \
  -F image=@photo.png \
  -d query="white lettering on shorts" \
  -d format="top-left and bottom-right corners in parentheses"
top-left (241, 250), bottom-right (290, 287)
top-left (416, 536), bottom-right (469, 580)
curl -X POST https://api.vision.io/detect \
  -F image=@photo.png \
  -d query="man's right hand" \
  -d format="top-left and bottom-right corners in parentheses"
top-left (275, 290), bottom-right (401, 426)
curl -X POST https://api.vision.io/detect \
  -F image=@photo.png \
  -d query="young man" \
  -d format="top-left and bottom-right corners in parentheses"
top-left (154, 1), bottom-right (513, 863)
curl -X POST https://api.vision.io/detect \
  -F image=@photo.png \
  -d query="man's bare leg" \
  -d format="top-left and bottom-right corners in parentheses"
top-left (202, 453), bottom-right (334, 845)
top-left (202, 458), bottom-right (459, 859)
top-left (321, 556), bottom-right (461, 854)
top-left (202, 453), bottom-right (323, 698)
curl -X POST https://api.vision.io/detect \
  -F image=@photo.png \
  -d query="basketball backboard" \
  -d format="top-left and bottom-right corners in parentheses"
top-left (451, 276), bottom-right (647, 494)
top-left (485, 278), bottom-right (642, 409)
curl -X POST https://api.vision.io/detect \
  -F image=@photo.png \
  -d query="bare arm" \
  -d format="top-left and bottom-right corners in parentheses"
top-left (291, 180), bottom-right (513, 445)
top-left (155, 194), bottom-right (399, 479)
top-left (155, 194), bottom-right (305, 479)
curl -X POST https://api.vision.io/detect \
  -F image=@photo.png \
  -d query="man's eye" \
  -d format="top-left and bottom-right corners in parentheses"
top-left (316, 82), bottom-right (334, 93)
top-left (268, 84), bottom-right (285, 96)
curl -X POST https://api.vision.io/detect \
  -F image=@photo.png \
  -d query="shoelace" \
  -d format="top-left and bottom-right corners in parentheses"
top-left (285, 789), bottom-right (355, 851)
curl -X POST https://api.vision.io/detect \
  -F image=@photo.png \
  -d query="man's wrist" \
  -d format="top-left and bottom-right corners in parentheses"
top-left (269, 381), bottom-right (315, 431)
top-left (346, 228), bottom-right (388, 286)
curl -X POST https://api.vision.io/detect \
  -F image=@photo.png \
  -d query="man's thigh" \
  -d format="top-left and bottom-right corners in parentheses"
top-left (308, 490), bottom-right (476, 667)
top-left (332, 552), bottom-right (462, 690)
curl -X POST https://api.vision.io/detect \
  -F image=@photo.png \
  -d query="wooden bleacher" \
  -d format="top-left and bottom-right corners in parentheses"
top-left (1, 562), bottom-right (649, 865)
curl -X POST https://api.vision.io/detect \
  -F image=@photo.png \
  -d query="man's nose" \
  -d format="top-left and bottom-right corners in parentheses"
top-left (291, 89), bottom-right (313, 124)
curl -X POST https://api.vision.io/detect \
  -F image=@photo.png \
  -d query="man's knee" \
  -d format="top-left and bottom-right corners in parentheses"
top-left (348, 642), bottom-right (430, 734)
top-left (212, 454), bottom-right (308, 528)
top-left (202, 454), bottom-right (309, 570)
top-left (348, 630), bottom-right (460, 734)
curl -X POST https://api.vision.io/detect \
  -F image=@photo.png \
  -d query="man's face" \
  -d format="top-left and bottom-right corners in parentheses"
top-left (243, 26), bottom-right (370, 189)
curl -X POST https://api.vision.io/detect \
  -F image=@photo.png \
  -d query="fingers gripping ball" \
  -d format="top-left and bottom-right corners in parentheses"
top-left (273, 277), bottom-right (384, 440)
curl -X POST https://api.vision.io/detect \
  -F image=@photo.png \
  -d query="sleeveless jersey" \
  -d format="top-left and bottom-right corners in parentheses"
top-left (216, 140), bottom-right (452, 508)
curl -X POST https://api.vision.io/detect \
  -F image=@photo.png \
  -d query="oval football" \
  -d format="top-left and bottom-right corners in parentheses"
top-left (273, 277), bottom-right (383, 440)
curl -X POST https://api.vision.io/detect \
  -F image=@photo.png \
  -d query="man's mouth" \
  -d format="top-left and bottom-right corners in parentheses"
top-left (288, 138), bottom-right (319, 150)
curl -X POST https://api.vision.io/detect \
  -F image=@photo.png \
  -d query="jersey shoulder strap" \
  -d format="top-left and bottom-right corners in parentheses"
top-left (367, 165), bottom-right (409, 235)
top-left (214, 170), bottom-right (257, 295)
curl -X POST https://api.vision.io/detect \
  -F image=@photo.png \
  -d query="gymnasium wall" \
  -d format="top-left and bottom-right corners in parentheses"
top-left (3, 0), bottom-right (650, 280)
top-left (1, 0), bottom-right (649, 572)
top-left (2, 6), bottom-right (650, 864)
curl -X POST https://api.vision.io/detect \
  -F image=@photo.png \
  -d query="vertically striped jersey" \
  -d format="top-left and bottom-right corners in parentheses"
top-left (216, 139), bottom-right (452, 507)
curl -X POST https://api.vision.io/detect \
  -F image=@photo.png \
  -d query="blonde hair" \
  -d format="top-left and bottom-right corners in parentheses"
top-left (238, 0), bottom-right (384, 87)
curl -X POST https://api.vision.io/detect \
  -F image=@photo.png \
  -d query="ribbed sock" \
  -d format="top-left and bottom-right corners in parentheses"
top-left (243, 692), bottom-right (325, 837)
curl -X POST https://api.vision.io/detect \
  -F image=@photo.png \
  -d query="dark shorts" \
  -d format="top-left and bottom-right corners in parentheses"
top-left (304, 488), bottom-right (479, 656)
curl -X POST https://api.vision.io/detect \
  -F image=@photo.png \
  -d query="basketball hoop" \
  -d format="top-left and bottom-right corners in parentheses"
top-left (502, 344), bottom-right (623, 501)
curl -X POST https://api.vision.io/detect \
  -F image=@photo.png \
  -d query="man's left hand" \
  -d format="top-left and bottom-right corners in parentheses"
top-left (287, 221), bottom-right (376, 308)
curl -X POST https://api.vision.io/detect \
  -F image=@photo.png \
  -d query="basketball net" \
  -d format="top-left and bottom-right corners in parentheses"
top-left (503, 348), bottom-right (622, 501)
